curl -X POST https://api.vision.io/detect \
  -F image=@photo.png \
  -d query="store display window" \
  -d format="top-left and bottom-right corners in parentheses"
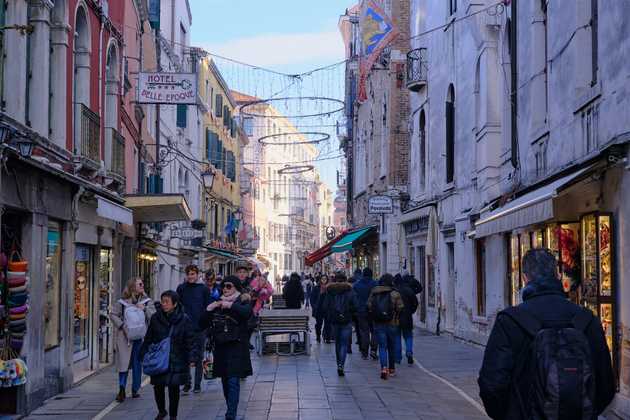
top-left (74, 245), bottom-right (92, 360)
top-left (98, 249), bottom-right (113, 364)
top-left (45, 222), bottom-right (62, 350)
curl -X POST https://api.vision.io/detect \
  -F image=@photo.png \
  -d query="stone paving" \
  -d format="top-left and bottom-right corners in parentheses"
top-left (26, 328), bottom-right (489, 420)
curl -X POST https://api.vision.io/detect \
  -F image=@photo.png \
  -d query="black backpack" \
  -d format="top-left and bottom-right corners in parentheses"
top-left (502, 306), bottom-right (596, 420)
top-left (331, 293), bottom-right (351, 324)
top-left (372, 291), bottom-right (394, 323)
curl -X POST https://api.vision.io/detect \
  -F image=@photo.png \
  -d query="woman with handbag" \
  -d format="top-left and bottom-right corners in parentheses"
top-left (200, 276), bottom-right (253, 420)
top-left (140, 290), bottom-right (197, 420)
top-left (110, 277), bottom-right (155, 402)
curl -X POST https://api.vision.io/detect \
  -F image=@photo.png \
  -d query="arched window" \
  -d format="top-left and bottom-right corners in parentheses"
top-left (445, 84), bottom-right (455, 183)
top-left (105, 42), bottom-right (120, 176)
top-left (419, 110), bottom-right (426, 190)
top-left (73, 5), bottom-right (92, 157)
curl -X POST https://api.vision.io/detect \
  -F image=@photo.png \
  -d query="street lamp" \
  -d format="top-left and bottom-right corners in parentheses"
top-left (0, 122), bottom-right (14, 144)
top-left (15, 136), bottom-right (34, 157)
top-left (202, 169), bottom-right (216, 190)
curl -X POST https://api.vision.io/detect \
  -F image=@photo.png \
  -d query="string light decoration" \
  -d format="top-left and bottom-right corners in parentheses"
top-left (240, 97), bottom-right (345, 119)
top-left (277, 165), bottom-right (315, 175)
top-left (258, 132), bottom-right (330, 146)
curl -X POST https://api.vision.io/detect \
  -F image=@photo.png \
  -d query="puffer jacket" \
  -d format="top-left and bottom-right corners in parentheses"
top-left (478, 286), bottom-right (615, 420)
top-left (140, 303), bottom-right (197, 386)
top-left (367, 285), bottom-right (404, 326)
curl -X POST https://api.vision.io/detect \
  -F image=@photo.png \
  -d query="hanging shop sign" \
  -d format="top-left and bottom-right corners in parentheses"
top-left (138, 73), bottom-right (198, 105)
top-left (368, 195), bottom-right (394, 214)
top-left (326, 226), bottom-right (337, 240)
top-left (170, 226), bottom-right (204, 240)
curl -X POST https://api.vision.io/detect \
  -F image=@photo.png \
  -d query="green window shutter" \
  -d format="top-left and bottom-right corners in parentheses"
top-left (215, 95), bottom-right (223, 118)
top-left (206, 129), bottom-right (211, 161)
top-left (176, 104), bottom-right (187, 127)
top-left (217, 140), bottom-right (224, 171)
top-left (211, 132), bottom-right (219, 167)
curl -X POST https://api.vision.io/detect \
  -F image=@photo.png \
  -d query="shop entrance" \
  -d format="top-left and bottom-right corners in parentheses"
top-left (73, 245), bottom-right (93, 379)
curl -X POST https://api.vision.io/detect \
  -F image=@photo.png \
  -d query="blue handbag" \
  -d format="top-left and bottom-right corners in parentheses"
top-left (142, 326), bottom-right (174, 376)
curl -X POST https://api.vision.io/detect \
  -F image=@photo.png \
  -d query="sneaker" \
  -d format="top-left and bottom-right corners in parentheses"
top-left (182, 384), bottom-right (191, 394)
top-left (116, 387), bottom-right (125, 403)
top-left (337, 366), bottom-right (345, 377)
top-left (380, 368), bottom-right (388, 380)
top-left (407, 355), bottom-right (414, 365)
top-left (154, 412), bottom-right (167, 420)
top-left (389, 369), bottom-right (396, 377)
top-left (193, 387), bottom-right (201, 394)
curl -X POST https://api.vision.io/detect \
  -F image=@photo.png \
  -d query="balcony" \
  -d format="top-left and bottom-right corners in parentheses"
top-left (105, 127), bottom-right (125, 187)
top-left (406, 48), bottom-right (428, 91)
top-left (80, 104), bottom-right (100, 163)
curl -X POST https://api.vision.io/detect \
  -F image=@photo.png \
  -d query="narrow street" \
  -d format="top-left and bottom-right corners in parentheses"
top-left (25, 329), bottom-right (488, 420)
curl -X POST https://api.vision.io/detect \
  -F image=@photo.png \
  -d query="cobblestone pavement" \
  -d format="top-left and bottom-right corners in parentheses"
top-left (26, 328), bottom-right (489, 420)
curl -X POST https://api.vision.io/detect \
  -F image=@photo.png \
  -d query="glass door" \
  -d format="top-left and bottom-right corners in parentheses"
top-left (73, 245), bottom-right (93, 361)
top-left (98, 249), bottom-right (113, 364)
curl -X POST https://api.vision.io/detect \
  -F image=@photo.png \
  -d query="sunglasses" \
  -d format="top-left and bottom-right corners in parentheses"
top-left (223, 284), bottom-right (234, 290)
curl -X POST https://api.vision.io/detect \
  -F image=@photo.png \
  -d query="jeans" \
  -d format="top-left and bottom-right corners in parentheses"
top-left (153, 384), bottom-right (180, 417)
top-left (221, 376), bottom-right (240, 420)
top-left (187, 331), bottom-right (205, 389)
top-left (356, 313), bottom-right (377, 357)
top-left (402, 328), bottom-right (413, 357)
top-left (374, 324), bottom-right (400, 370)
top-left (118, 339), bottom-right (142, 393)
top-left (332, 323), bottom-right (353, 368)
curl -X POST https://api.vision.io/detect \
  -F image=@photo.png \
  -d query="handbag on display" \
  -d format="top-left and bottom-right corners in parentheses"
top-left (142, 326), bottom-right (173, 376)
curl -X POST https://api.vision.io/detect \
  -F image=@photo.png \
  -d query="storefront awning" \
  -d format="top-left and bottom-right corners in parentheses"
top-left (305, 231), bottom-right (347, 266)
top-left (205, 247), bottom-right (239, 260)
top-left (475, 166), bottom-right (594, 237)
top-left (96, 196), bottom-right (133, 225)
top-left (399, 203), bottom-right (433, 225)
top-left (125, 194), bottom-right (192, 223)
top-left (331, 226), bottom-right (377, 253)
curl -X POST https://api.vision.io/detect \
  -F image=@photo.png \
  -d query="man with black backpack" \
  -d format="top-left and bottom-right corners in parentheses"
top-left (368, 274), bottom-right (404, 380)
top-left (478, 248), bottom-right (615, 420)
top-left (324, 272), bottom-right (358, 376)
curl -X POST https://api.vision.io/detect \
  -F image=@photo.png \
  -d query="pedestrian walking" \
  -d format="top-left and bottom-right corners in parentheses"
top-left (110, 277), bottom-right (155, 402)
top-left (235, 261), bottom-right (252, 293)
top-left (282, 272), bottom-right (305, 309)
top-left (200, 276), bottom-right (253, 420)
top-left (140, 290), bottom-right (197, 420)
top-left (303, 276), bottom-right (313, 309)
top-left (250, 270), bottom-right (273, 315)
top-left (204, 270), bottom-right (222, 303)
top-left (352, 268), bottom-right (377, 360)
top-left (394, 274), bottom-right (419, 365)
top-left (311, 275), bottom-right (332, 343)
top-left (176, 265), bottom-right (211, 394)
top-left (368, 274), bottom-right (404, 380)
top-left (478, 248), bottom-right (615, 420)
top-left (323, 272), bottom-right (358, 376)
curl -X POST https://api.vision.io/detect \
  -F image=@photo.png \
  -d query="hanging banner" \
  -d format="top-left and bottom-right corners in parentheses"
top-left (138, 72), bottom-right (198, 105)
top-left (358, 1), bottom-right (399, 102)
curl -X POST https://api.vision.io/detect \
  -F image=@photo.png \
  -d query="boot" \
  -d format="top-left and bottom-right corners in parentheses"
top-left (116, 386), bottom-right (125, 402)
top-left (380, 368), bottom-right (388, 380)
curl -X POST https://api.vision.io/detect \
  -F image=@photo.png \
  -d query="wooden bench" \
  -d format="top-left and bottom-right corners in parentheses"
top-left (271, 294), bottom-right (287, 309)
top-left (256, 308), bottom-right (310, 356)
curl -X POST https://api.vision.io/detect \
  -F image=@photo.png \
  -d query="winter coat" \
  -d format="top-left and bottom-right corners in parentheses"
top-left (110, 295), bottom-right (156, 373)
top-left (310, 285), bottom-right (322, 316)
top-left (403, 274), bottom-right (423, 295)
top-left (200, 294), bottom-right (253, 379)
top-left (478, 288), bottom-right (615, 420)
top-left (282, 278), bottom-right (305, 309)
top-left (140, 304), bottom-right (198, 386)
top-left (352, 276), bottom-right (377, 314)
top-left (176, 282), bottom-right (212, 331)
top-left (367, 285), bottom-right (404, 327)
top-left (250, 277), bottom-right (274, 315)
top-left (395, 282), bottom-right (418, 332)
top-left (322, 282), bottom-right (358, 325)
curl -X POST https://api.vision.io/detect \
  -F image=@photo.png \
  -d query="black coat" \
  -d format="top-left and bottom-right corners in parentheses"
top-left (396, 282), bottom-right (418, 332)
top-left (478, 290), bottom-right (615, 420)
top-left (309, 285), bottom-right (322, 317)
top-left (176, 282), bottom-right (211, 331)
top-left (322, 282), bottom-right (358, 325)
top-left (282, 278), bottom-right (304, 309)
top-left (200, 294), bottom-right (253, 379)
top-left (140, 304), bottom-right (197, 386)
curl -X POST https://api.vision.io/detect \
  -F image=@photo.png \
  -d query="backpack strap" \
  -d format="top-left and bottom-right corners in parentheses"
top-left (571, 308), bottom-right (594, 333)
top-left (501, 306), bottom-right (542, 338)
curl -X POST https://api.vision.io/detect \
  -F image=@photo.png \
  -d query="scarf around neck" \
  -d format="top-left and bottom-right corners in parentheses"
top-left (220, 291), bottom-right (241, 303)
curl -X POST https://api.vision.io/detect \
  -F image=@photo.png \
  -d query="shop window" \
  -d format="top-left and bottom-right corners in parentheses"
top-left (476, 239), bottom-right (486, 316)
top-left (98, 249), bottom-right (113, 363)
top-left (74, 245), bottom-right (92, 360)
top-left (45, 221), bottom-right (62, 350)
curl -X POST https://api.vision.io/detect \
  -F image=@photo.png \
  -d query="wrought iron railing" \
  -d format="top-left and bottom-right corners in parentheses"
top-left (80, 104), bottom-right (100, 162)
top-left (406, 48), bottom-right (428, 90)
top-left (110, 128), bottom-right (125, 178)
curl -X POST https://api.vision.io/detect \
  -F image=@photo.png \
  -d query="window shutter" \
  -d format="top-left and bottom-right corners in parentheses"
top-left (217, 140), bottom-right (224, 171)
top-left (176, 104), bottom-right (187, 127)
top-left (206, 129), bottom-right (211, 161)
top-left (445, 101), bottom-right (455, 183)
top-left (215, 95), bottom-right (223, 118)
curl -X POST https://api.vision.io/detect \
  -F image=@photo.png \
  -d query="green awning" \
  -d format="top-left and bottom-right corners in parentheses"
top-left (331, 226), bottom-right (376, 253)
top-left (205, 247), bottom-right (239, 260)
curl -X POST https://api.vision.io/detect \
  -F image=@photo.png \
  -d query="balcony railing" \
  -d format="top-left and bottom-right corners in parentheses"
top-left (406, 48), bottom-right (428, 91)
top-left (80, 104), bottom-right (100, 162)
top-left (110, 128), bottom-right (125, 178)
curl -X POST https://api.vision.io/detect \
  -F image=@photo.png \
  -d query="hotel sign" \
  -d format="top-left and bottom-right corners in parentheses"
top-left (368, 195), bottom-right (394, 214)
top-left (138, 72), bottom-right (198, 105)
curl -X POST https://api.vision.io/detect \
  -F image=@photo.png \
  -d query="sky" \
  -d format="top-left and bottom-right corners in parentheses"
top-left (189, 0), bottom-right (356, 193)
